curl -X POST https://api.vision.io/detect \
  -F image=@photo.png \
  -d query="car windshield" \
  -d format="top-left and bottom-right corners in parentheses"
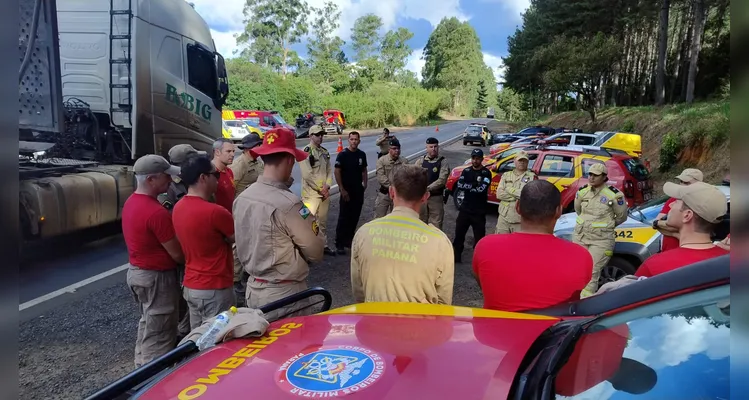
top-left (622, 158), bottom-right (650, 180)
top-left (627, 194), bottom-right (670, 222)
top-left (225, 120), bottom-right (245, 127)
top-left (273, 114), bottom-right (288, 125)
top-left (467, 127), bottom-right (482, 133)
top-left (555, 285), bottom-right (729, 400)
top-left (518, 127), bottom-right (543, 134)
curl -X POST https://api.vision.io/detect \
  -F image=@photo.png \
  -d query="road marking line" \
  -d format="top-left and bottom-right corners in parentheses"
top-left (19, 263), bottom-right (129, 311)
top-left (20, 133), bottom-right (464, 311)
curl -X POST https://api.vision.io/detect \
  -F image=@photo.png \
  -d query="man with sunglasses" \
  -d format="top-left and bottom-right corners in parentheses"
top-left (172, 154), bottom-right (236, 329)
top-left (234, 127), bottom-right (325, 321)
top-left (300, 125), bottom-right (336, 256)
top-left (653, 168), bottom-right (703, 252)
top-left (573, 163), bottom-right (628, 297)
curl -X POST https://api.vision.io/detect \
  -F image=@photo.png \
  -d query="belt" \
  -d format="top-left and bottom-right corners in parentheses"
top-left (253, 277), bottom-right (297, 284)
top-left (429, 189), bottom-right (444, 196)
top-left (379, 186), bottom-right (389, 194)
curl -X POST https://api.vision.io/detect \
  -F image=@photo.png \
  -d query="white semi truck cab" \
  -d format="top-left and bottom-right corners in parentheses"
top-left (18, 0), bottom-right (229, 244)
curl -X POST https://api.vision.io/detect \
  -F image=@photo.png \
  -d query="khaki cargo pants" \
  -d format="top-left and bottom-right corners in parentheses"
top-left (495, 216), bottom-right (520, 234)
top-left (420, 194), bottom-right (445, 230)
top-left (126, 265), bottom-right (180, 368)
top-left (246, 280), bottom-right (314, 322)
top-left (373, 192), bottom-right (393, 218)
top-left (183, 287), bottom-right (236, 330)
top-left (574, 231), bottom-right (616, 297)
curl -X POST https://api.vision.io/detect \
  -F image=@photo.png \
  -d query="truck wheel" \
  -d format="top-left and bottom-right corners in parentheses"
top-left (463, 141), bottom-right (468, 146)
top-left (600, 256), bottom-right (637, 287)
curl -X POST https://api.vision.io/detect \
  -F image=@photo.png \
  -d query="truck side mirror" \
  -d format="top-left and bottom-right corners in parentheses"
top-left (214, 51), bottom-right (229, 108)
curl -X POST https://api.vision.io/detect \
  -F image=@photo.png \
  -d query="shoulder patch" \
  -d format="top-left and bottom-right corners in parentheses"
top-left (299, 205), bottom-right (311, 219)
top-left (303, 146), bottom-right (311, 153)
top-left (578, 184), bottom-right (589, 191)
top-left (608, 185), bottom-right (620, 193)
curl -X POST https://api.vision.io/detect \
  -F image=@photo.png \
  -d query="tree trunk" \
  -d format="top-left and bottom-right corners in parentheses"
top-left (282, 38), bottom-right (288, 79)
top-left (655, 0), bottom-right (670, 106)
top-left (686, 0), bottom-right (706, 104)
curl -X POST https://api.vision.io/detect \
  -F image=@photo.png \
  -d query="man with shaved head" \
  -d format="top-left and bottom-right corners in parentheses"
top-left (472, 180), bottom-right (593, 312)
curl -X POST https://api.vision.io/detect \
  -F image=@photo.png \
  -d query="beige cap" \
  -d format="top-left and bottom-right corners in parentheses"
top-left (168, 144), bottom-right (206, 164)
top-left (515, 151), bottom-right (529, 161)
top-left (309, 125), bottom-right (324, 135)
top-left (663, 181), bottom-right (727, 223)
top-left (675, 168), bottom-right (704, 183)
top-left (589, 163), bottom-right (608, 175)
top-left (134, 154), bottom-right (181, 176)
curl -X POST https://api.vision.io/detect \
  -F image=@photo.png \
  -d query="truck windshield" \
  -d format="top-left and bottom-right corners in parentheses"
top-left (273, 115), bottom-right (288, 125)
top-left (622, 158), bottom-right (650, 180)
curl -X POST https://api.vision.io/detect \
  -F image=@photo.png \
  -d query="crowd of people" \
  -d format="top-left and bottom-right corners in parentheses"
top-left (120, 125), bottom-right (729, 369)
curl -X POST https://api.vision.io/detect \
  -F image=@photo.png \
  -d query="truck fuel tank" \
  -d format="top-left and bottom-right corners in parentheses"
top-left (20, 165), bottom-right (135, 239)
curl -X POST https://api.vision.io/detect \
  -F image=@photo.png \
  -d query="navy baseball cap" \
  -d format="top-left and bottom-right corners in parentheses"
top-left (471, 149), bottom-right (484, 158)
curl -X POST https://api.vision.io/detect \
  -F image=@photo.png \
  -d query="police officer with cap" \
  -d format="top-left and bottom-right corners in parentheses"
top-left (233, 127), bottom-right (325, 321)
top-left (413, 137), bottom-right (450, 230)
top-left (374, 137), bottom-right (407, 218)
top-left (230, 133), bottom-right (264, 197)
top-left (495, 150), bottom-right (537, 234)
top-left (300, 125), bottom-right (337, 256)
top-left (574, 162), bottom-right (628, 296)
top-left (452, 148), bottom-right (492, 263)
top-left (159, 144), bottom-right (206, 210)
top-left (375, 128), bottom-right (396, 159)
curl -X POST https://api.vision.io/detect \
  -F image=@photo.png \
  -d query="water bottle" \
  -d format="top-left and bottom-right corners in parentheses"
top-left (195, 306), bottom-right (238, 351)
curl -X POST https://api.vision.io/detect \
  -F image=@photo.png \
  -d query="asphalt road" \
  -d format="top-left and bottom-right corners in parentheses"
top-left (19, 119), bottom-right (489, 307)
top-left (19, 138), bottom-right (503, 399)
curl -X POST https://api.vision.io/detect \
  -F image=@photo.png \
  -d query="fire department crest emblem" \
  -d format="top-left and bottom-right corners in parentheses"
top-left (277, 346), bottom-right (385, 396)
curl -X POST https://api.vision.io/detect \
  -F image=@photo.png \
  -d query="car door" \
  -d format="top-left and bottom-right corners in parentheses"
top-left (552, 283), bottom-right (730, 399)
top-left (537, 153), bottom-right (577, 205)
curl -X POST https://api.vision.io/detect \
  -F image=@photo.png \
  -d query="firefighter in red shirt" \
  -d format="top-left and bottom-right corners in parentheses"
top-left (653, 168), bottom-right (703, 252)
top-left (636, 181), bottom-right (728, 278)
top-left (211, 138), bottom-right (236, 213)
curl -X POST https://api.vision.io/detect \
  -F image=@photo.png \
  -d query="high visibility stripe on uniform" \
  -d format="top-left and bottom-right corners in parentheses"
top-left (369, 219), bottom-right (442, 237)
top-left (591, 222), bottom-right (609, 228)
top-left (576, 216), bottom-right (584, 224)
top-left (601, 188), bottom-right (616, 199)
top-left (580, 289), bottom-right (594, 298)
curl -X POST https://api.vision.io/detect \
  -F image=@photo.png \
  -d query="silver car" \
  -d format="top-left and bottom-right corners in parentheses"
top-left (553, 183), bottom-right (730, 286)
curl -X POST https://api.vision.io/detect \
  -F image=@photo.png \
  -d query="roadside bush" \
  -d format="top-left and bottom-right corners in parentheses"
top-left (620, 119), bottom-right (635, 132)
top-left (224, 59), bottom-right (450, 129)
top-left (659, 132), bottom-right (683, 172)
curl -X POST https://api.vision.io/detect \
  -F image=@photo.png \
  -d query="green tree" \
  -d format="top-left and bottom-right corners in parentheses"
top-left (351, 14), bottom-right (384, 61)
top-left (237, 0), bottom-right (309, 79)
top-left (534, 33), bottom-right (621, 121)
top-left (476, 80), bottom-right (488, 115)
top-left (380, 28), bottom-right (414, 81)
top-left (421, 17), bottom-right (487, 115)
top-left (306, 1), bottom-right (350, 90)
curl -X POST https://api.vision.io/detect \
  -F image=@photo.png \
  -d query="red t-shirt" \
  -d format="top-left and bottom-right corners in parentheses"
top-left (635, 246), bottom-right (729, 278)
top-left (472, 233), bottom-right (594, 312)
top-left (659, 198), bottom-right (679, 251)
top-left (214, 167), bottom-right (235, 213)
top-left (172, 196), bottom-right (235, 290)
top-left (121, 193), bottom-right (177, 271)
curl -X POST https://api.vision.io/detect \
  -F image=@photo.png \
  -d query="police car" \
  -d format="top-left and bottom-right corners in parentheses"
top-left (553, 183), bottom-right (730, 284)
top-left (89, 256), bottom-right (730, 400)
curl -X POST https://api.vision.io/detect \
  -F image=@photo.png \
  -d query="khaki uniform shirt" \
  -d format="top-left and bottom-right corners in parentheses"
top-left (413, 155), bottom-right (450, 193)
top-left (229, 152), bottom-right (264, 197)
top-left (496, 169), bottom-right (537, 223)
top-left (351, 207), bottom-right (454, 304)
top-left (233, 176), bottom-right (325, 283)
top-left (375, 135), bottom-right (395, 154)
top-left (299, 144), bottom-right (333, 199)
top-left (375, 155), bottom-right (407, 190)
top-left (574, 184), bottom-right (628, 239)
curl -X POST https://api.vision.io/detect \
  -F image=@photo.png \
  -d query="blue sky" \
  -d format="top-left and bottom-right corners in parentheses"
top-left (189, 0), bottom-right (530, 82)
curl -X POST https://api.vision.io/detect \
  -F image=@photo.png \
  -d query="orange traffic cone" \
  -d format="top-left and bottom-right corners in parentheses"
top-left (435, 125), bottom-right (439, 132)
top-left (336, 137), bottom-right (343, 153)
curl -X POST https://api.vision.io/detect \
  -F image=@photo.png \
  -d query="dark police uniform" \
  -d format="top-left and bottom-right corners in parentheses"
top-left (452, 149), bottom-right (492, 263)
top-left (334, 146), bottom-right (368, 252)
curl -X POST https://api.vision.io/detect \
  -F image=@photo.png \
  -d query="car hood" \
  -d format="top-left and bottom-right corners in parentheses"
top-left (554, 212), bottom-right (647, 236)
top-left (134, 304), bottom-right (559, 400)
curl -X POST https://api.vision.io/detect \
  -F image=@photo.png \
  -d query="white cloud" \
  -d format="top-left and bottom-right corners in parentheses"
top-left (482, 52), bottom-right (505, 84)
top-left (477, 0), bottom-right (530, 18)
top-left (405, 52), bottom-right (426, 81)
top-left (188, 0), bottom-right (470, 58)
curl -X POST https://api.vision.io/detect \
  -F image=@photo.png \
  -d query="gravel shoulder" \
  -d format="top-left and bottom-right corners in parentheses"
top-left (18, 139), bottom-right (499, 399)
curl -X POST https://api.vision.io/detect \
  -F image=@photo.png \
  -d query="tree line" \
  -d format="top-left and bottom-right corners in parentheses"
top-left (500, 0), bottom-right (730, 121)
top-left (223, 0), bottom-right (500, 128)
